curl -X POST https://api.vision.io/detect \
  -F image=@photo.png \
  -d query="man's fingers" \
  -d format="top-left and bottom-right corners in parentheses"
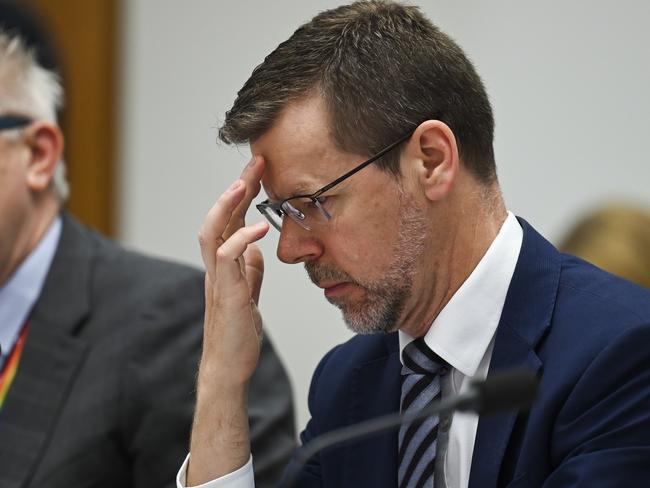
top-left (215, 222), bottom-right (270, 284)
top-left (198, 180), bottom-right (247, 279)
top-left (199, 155), bottom-right (267, 281)
top-left (225, 156), bottom-right (266, 237)
top-left (243, 244), bottom-right (264, 304)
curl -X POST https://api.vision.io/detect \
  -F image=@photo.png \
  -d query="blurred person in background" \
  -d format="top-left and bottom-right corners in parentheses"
top-left (559, 203), bottom-right (650, 290)
top-left (0, 4), bottom-right (295, 488)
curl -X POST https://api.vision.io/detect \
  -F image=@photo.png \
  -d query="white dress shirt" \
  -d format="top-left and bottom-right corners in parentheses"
top-left (177, 212), bottom-right (523, 488)
top-left (0, 217), bottom-right (61, 366)
top-left (398, 211), bottom-right (522, 488)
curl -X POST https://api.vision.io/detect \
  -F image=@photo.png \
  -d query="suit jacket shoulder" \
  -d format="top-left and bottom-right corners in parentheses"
top-left (471, 218), bottom-right (650, 488)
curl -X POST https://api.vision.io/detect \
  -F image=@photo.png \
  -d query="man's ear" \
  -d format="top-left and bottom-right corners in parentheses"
top-left (404, 120), bottom-right (459, 202)
top-left (24, 122), bottom-right (64, 192)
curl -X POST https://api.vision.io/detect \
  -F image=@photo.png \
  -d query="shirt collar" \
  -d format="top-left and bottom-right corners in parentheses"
top-left (399, 211), bottom-right (523, 377)
top-left (0, 216), bottom-right (62, 354)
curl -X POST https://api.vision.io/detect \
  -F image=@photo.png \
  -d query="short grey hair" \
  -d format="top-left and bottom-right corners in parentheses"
top-left (0, 31), bottom-right (69, 201)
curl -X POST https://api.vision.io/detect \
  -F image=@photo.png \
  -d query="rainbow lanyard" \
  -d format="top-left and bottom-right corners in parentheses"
top-left (0, 322), bottom-right (29, 410)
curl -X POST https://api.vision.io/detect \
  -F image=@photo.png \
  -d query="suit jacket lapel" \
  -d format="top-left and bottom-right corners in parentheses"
top-left (0, 213), bottom-right (91, 488)
top-left (342, 334), bottom-right (402, 488)
top-left (469, 218), bottom-right (561, 488)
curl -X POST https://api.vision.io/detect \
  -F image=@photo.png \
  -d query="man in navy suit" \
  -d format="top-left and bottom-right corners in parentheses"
top-left (179, 1), bottom-right (650, 487)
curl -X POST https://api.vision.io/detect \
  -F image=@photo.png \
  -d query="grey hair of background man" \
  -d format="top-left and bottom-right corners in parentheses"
top-left (0, 31), bottom-right (69, 201)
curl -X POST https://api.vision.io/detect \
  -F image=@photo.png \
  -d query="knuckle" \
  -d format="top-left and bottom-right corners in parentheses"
top-left (239, 225), bottom-right (256, 238)
top-left (210, 197), bottom-right (230, 218)
top-left (215, 247), bottom-right (229, 261)
top-left (232, 226), bottom-right (247, 239)
top-left (206, 203), bottom-right (221, 221)
top-left (216, 193), bottom-right (230, 206)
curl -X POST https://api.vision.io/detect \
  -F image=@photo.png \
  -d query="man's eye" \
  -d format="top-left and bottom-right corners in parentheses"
top-left (315, 196), bottom-right (328, 206)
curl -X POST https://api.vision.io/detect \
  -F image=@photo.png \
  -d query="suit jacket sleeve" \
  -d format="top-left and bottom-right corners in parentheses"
top-left (543, 323), bottom-right (650, 486)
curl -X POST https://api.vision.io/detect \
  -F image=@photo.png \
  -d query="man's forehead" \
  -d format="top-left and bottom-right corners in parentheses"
top-left (258, 151), bottom-right (335, 201)
top-left (250, 95), bottom-right (366, 200)
top-left (251, 107), bottom-right (332, 199)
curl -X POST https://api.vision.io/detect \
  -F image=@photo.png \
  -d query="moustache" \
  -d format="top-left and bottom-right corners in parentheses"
top-left (304, 262), bottom-right (355, 286)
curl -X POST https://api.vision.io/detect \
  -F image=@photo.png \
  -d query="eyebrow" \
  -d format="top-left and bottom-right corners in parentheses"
top-left (291, 182), bottom-right (318, 196)
top-left (269, 165), bottom-right (352, 202)
top-left (268, 181), bottom-right (320, 203)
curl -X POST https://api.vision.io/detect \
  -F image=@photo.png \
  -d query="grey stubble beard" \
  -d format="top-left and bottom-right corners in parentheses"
top-left (305, 193), bottom-right (428, 334)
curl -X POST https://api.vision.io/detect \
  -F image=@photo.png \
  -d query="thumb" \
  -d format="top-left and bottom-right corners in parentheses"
top-left (244, 244), bottom-right (264, 304)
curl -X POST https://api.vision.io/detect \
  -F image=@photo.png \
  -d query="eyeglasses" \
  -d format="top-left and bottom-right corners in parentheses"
top-left (256, 129), bottom-right (413, 232)
top-left (0, 115), bottom-right (33, 131)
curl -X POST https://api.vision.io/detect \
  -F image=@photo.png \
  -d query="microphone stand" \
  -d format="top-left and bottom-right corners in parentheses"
top-left (281, 368), bottom-right (537, 488)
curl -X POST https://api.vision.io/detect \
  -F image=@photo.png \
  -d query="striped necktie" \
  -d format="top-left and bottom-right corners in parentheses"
top-left (398, 337), bottom-right (447, 488)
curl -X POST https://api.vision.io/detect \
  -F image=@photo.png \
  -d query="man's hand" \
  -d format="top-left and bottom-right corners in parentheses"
top-left (187, 156), bottom-right (269, 485)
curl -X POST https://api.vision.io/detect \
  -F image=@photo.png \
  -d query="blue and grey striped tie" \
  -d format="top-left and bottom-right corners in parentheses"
top-left (398, 338), bottom-right (447, 488)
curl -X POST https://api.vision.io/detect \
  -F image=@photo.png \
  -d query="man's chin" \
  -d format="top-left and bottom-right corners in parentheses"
top-left (338, 307), bottom-right (395, 335)
top-left (324, 289), bottom-right (361, 308)
top-left (322, 289), bottom-right (398, 334)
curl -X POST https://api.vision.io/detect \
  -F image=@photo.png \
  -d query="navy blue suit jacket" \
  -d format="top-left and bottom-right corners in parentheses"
top-left (282, 218), bottom-right (650, 487)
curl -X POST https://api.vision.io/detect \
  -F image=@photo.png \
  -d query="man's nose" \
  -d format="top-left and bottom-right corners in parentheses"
top-left (276, 218), bottom-right (323, 264)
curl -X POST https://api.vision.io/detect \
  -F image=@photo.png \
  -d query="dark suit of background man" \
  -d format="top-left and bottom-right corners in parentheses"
top-left (178, 1), bottom-right (650, 487)
top-left (0, 4), bottom-right (295, 487)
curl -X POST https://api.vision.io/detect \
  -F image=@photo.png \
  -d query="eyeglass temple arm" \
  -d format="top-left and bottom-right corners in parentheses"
top-left (311, 130), bottom-right (413, 197)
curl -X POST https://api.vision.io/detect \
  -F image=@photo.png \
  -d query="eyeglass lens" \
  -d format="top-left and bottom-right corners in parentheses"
top-left (284, 197), bottom-right (332, 230)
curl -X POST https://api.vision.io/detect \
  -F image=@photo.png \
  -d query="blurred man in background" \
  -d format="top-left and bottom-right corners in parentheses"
top-left (0, 4), bottom-right (295, 487)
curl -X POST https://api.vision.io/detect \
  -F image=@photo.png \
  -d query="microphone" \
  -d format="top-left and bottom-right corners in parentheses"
top-left (282, 368), bottom-right (538, 487)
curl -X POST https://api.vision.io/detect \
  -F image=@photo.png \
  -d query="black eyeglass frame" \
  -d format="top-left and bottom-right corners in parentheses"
top-left (0, 115), bottom-right (33, 131)
top-left (256, 129), bottom-right (414, 231)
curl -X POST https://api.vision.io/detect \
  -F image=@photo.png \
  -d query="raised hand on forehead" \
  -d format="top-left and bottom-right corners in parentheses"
top-left (197, 155), bottom-right (269, 382)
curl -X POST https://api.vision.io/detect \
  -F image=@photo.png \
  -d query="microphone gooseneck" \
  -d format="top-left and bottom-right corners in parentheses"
top-left (282, 368), bottom-right (538, 488)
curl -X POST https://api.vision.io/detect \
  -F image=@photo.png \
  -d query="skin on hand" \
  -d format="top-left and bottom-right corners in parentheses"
top-left (187, 155), bottom-right (269, 485)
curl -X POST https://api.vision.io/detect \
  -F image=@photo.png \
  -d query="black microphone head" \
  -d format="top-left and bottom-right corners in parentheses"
top-left (463, 368), bottom-right (539, 415)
